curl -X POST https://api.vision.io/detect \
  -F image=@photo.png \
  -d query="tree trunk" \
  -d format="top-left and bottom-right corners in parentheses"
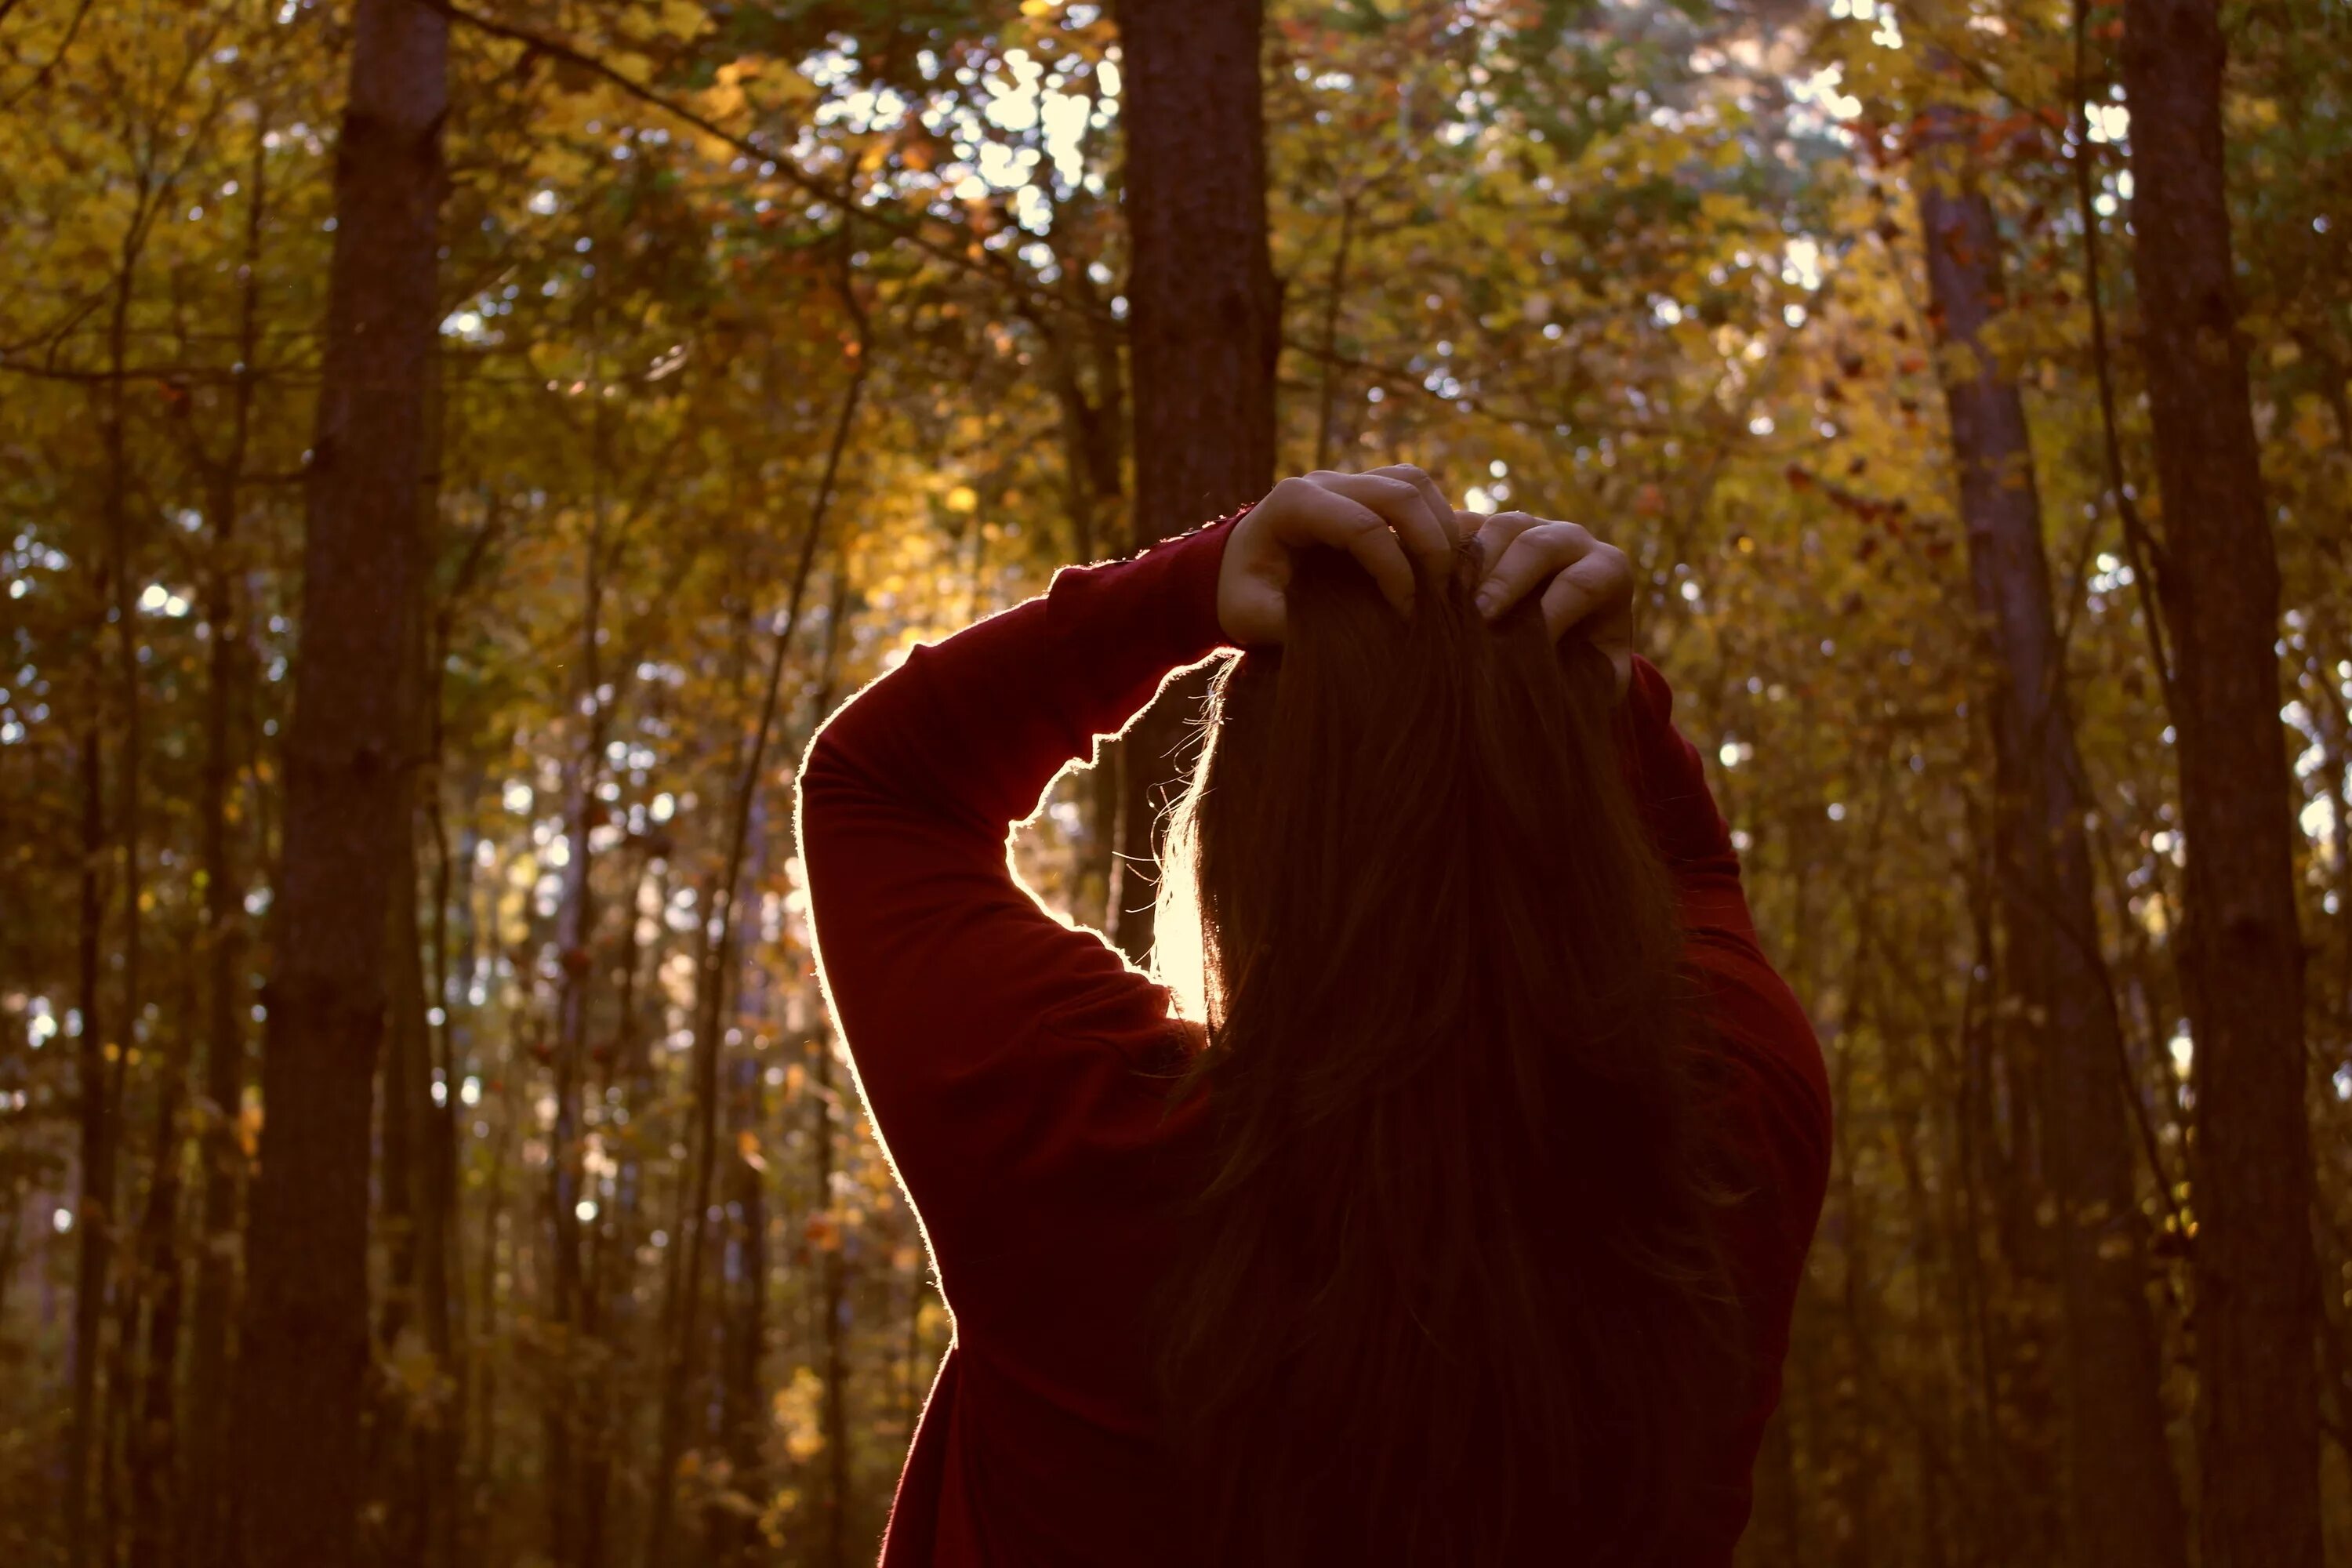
top-left (125, 1019), bottom-right (190, 1568)
top-left (713, 1025), bottom-right (770, 1563)
top-left (182, 525), bottom-right (253, 1552)
top-left (1107, 0), bottom-right (1279, 961)
top-left (1312, 191), bottom-right (1359, 472)
top-left (810, 1024), bottom-right (851, 1568)
top-left (423, 542), bottom-right (474, 1568)
top-left (546, 415), bottom-right (612, 1568)
top-left (706, 790), bottom-right (769, 1566)
top-left (1915, 108), bottom-right (2187, 1568)
top-left (69, 171), bottom-right (155, 1568)
top-left (184, 105), bottom-right (269, 1568)
top-left (373, 803), bottom-right (441, 1567)
top-left (1034, 256), bottom-right (1129, 931)
top-left (599, 844), bottom-right (659, 1568)
top-left (67, 717), bottom-right (111, 1568)
top-left (407, 343), bottom-right (462, 1568)
top-left (233, 2), bottom-right (445, 1563)
top-left (2118, 6), bottom-right (2323, 1565)
top-left (98, 176), bottom-right (151, 1568)
top-left (1952, 761), bottom-right (2062, 1558)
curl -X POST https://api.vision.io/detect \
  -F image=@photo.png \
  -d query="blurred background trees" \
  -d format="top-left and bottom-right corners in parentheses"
top-left (0, 0), bottom-right (2347, 1564)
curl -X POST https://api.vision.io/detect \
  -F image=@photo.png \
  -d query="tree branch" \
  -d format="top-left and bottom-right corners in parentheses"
top-left (412, 0), bottom-right (1065, 315)
top-left (2070, 0), bottom-right (2176, 708)
top-left (0, 0), bottom-right (95, 111)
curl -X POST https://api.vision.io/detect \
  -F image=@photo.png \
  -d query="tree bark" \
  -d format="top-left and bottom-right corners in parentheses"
top-left (125, 1014), bottom-right (189, 1568)
top-left (183, 108), bottom-right (266, 1568)
top-left (546, 400), bottom-right (612, 1568)
top-left (2118, 6), bottom-right (2323, 1565)
top-left (1312, 191), bottom-right (1358, 473)
top-left (373, 794), bottom-right (442, 1568)
top-left (98, 162), bottom-right (151, 1568)
top-left (232, 2), bottom-right (446, 1563)
top-left (1915, 108), bottom-right (2187, 1568)
top-left (1031, 249), bottom-right (1128, 931)
top-left (712, 853), bottom-right (771, 1566)
top-left (67, 718), bottom-right (110, 1568)
top-left (1107, 0), bottom-right (1279, 961)
top-left (70, 162), bottom-right (154, 1568)
top-left (811, 1025), bottom-right (850, 1568)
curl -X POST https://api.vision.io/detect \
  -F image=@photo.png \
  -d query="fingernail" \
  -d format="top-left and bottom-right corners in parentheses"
top-left (1475, 589), bottom-right (1498, 618)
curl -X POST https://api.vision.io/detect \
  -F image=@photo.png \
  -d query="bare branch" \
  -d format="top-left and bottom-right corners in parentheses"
top-left (0, 0), bottom-right (95, 110)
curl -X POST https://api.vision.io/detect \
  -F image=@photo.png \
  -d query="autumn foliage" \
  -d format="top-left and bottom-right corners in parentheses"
top-left (0, 1), bottom-right (2348, 1565)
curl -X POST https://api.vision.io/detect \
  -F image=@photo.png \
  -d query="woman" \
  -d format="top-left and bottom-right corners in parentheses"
top-left (797, 466), bottom-right (1830, 1566)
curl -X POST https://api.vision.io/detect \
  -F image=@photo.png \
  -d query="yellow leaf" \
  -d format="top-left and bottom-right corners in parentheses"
top-left (772, 1366), bottom-right (826, 1461)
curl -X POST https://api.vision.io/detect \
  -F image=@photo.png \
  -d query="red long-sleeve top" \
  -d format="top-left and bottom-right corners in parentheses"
top-left (797, 515), bottom-right (1831, 1566)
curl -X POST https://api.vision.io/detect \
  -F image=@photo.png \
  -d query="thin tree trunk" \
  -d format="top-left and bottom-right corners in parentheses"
top-left (1961, 775), bottom-right (2060, 1559)
top-left (547, 391), bottom-right (612, 1568)
top-left (1107, 0), bottom-right (1279, 961)
top-left (2069, 0), bottom-right (2173, 706)
top-left (67, 720), bottom-right (110, 1568)
top-left (645, 302), bottom-right (866, 1568)
top-left (713, 820), bottom-right (771, 1565)
top-left (95, 176), bottom-right (150, 1568)
top-left (373, 792), bottom-right (440, 1568)
top-left (412, 358), bottom-right (461, 1568)
top-left (125, 983), bottom-right (191, 1568)
top-left (68, 158), bottom-right (157, 1568)
top-left (233, 3), bottom-right (446, 1563)
top-left (600, 840), bottom-right (659, 1567)
top-left (425, 522), bottom-right (486, 1568)
top-left (470, 1056), bottom-right (517, 1561)
top-left (1033, 260), bottom-right (1128, 930)
top-left (1824, 972), bottom-right (1878, 1568)
top-left (0, 1196), bottom-right (20, 1335)
top-left (2118, 6), bottom-right (2323, 1564)
top-left (811, 1022), bottom-right (851, 1568)
top-left (373, 328), bottom-right (444, 1568)
top-left (1915, 106), bottom-right (2187, 1568)
top-left (183, 97), bottom-right (268, 1568)
top-left (2311, 633), bottom-right (2352, 1022)
top-left (1312, 191), bottom-right (1357, 472)
top-left (793, 567), bottom-right (858, 1565)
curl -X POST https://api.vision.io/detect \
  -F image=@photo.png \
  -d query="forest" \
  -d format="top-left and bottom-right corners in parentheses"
top-left (0, 0), bottom-right (2347, 1563)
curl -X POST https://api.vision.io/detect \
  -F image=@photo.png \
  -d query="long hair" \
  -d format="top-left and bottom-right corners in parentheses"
top-left (1154, 543), bottom-right (1740, 1566)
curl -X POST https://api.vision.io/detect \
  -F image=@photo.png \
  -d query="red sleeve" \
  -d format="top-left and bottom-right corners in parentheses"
top-left (794, 514), bottom-right (1240, 1269)
top-left (1620, 655), bottom-right (1832, 1545)
top-left (1618, 656), bottom-right (1829, 1126)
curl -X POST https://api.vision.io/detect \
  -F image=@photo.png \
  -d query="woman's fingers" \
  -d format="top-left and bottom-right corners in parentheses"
top-left (1308, 469), bottom-right (1455, 583)
top-left (1227, 476), bottom-right (1632, 679)
top-left (1266, 475), bottom-right (1418, 618)
top-left (1472, 517), bottom-right (1591, 619)
top-left (1359, 464), bottom-right (1462, 558)
top-left (1475, 517), bottom-right (1633, 633)
top-left (1537, 546), bottom-right (1635, 642)
top-left (1468, 510), bottom-right (1540, 594)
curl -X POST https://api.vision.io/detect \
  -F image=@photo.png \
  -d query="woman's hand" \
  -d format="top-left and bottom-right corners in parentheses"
top-left (1216, 466), bottom-right (1460, 645)
top-left (1467, 511), bottom-right (1635, 695)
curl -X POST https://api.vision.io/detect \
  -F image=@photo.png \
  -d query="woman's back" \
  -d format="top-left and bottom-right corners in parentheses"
top-left (797, 496), bottom-right (1831, 1566)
